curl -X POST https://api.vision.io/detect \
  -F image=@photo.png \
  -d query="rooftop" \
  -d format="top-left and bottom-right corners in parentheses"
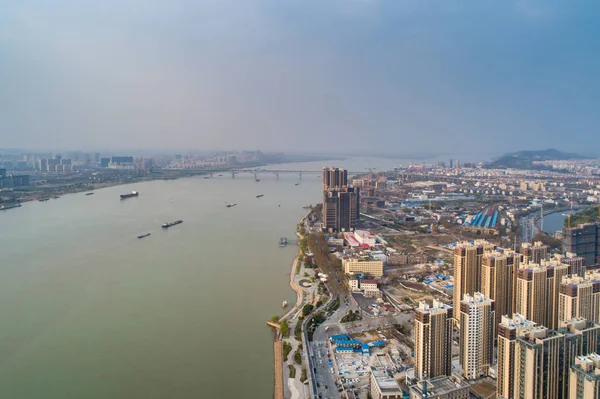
top-left (409, 375), bottom-right (470, 397)
top-left (371, 367), bottom-right (402, 393)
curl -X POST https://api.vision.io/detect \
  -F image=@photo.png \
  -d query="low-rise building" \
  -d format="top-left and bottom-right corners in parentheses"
top-left (370, 367), bottom-right (403, 399)
top-left (354, 230), bottom-right (376, 247)
top-left (348, 278), bottom-right (380, 297)
top-left (343, 255), bottom-right (384, 277)
top-left (409, 375), bottom-right (470, 399)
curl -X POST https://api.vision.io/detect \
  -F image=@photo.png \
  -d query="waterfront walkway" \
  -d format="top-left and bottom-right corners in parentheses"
top-left (274, 339), bottom-right (284, 399)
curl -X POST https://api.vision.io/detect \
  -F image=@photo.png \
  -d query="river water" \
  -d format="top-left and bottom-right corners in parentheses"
top-left (537, 210), bottom-right (577, 234)
top-left (0, 157), bottom-right (408, 398)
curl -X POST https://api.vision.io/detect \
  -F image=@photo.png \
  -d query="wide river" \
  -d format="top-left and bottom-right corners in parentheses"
top-left (0, 157), bottom-right (407, 398)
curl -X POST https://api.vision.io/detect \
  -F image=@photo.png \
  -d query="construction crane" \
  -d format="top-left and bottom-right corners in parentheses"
top-left (564, 213), bottom-right (572, 229)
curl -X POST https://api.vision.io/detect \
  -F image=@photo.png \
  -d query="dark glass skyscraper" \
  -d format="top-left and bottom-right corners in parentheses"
top-left (322, 167), bottom-right (359, 232)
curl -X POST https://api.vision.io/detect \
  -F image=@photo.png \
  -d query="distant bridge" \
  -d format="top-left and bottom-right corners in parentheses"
top-left (194, 168), bottom-right (365, 180)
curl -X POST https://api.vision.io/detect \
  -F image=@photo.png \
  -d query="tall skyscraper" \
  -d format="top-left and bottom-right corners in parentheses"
top-left (322, 167), bottom-right (359, 232)
top-left (413, 299), bottom-right (453, 381)
top-left (559, 272), bottom-right (600, 324)
top-left (515, 261), bottom-right (569, 329)
top-left (453, 240), bottom-right (494, 320)
top-left (497, 314), bottom-right (538, 399)
top-left (481, 249), bottom-right (520, 328)
top-left (322, 167), bottom-right (347, 189)
top-left (564, 223), bottom-right (600, 267)
top-left (520, 241), bottom-right (549, 264)
top-left (459, 293), bottom-right (495, 380)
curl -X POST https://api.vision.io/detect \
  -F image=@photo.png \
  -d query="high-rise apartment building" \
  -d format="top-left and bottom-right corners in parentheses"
top-left (516, 261), bottom-right (570, 329)
top-left (559, 318), bottom-right (600, 356)
top-left (559, 272), bottom-right (600, 324)
top-left (322, 167), bottom-right (359, 232)
top-left (513, 326), bottom-right (565, 399)
top-left (322, 167), bottom-right (347, 189)
top-left (414, 300), bottom-right (453, 381)
top-left (497, 314), bottom-right (538, 399)
top-left (564, 223), bottom-right (600, 267)
top-left (505, 319), bottom-right (600, 399)
top-left (453, 240), bottom-right (494, 320)
top-left (481, 249), bottom-right (520, 328)
top-left (520, 241), bottom-right (548, 264)
top-left (560, 252), bottom-right (587, 277)
top-left (569, 353), bottom-right (600, 399)
top-left (459, 293), bottom-right (495, 380)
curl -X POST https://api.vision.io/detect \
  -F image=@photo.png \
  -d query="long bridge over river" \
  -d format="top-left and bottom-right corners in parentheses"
top-left (197, 168), bottom-right (365, 180)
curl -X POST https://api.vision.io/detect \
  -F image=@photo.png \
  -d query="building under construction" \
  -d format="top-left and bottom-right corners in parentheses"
top-left (563, 223), bottom-right (600, 267)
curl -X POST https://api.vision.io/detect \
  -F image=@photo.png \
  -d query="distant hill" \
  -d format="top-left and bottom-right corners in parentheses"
top-left (484, 149), bottom-right (588, 169)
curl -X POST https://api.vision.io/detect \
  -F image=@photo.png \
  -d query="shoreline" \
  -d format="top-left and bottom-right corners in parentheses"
top-left (272, 211), bottom-right (311, 399)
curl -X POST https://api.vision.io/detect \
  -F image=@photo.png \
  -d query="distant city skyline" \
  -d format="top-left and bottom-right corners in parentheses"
top-left (1, 1), bottom-right (599, 158)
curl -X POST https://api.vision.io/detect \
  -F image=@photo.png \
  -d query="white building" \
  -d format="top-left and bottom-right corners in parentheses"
top-left (354, 230), bottom-right (376, 247)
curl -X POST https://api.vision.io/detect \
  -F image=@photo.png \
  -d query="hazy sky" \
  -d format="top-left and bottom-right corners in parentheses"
top-left (1, 0), bottom-right (598, 157)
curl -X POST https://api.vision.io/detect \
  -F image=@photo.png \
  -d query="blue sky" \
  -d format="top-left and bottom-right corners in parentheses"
top-left (0, 0), bottom-right (598, 159)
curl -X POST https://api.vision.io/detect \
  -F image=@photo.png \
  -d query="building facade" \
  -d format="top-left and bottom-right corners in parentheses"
top-left (459, 293), bottom-right (495, 380)
top-left (342, 257), bottom-right (384, 277)
top-left (414, 299), bottom-right (453, 381)
top-left (559, 272), bottom-right (600, 325)
top-left (497, 314), bottom-right (538, 399)
top-left (453, 240), bottom-right (494, 320)
top-left (481, 249), bottom-right (520, 328)
top-left (515, 261), bottom-right (569, 329)
top-left (564, 223), bottom-right (600, 268)
top-left (569, 353), bottom-right (600, 399)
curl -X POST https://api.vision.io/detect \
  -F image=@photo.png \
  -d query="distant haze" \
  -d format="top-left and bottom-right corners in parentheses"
top-left (1, 1), bottom-right (598, 158)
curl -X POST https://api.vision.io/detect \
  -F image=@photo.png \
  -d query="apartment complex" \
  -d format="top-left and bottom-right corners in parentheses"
top-left (515, 260), bottom-right (569, 329)
top-left (499, 317), bottom-right (600, 399)
top-left (559, 272), bottom-right (600, 324)
top-left (453, 240), bottom-right (494, 319)
top-left (413, 300), bottom-right (453, 381)
top-left (564, 222), bottom-right (600, 267)
top-left (569, 354), bottom-right (600, 399)
top-left (560, 252), bottom-right (587, 277)
top-left (481, 249), bottom-right (521, 328)
top-left (497, 314), bottom-right (538, 398)
top-left (520, 241), bottom-right (549, 264)
top-left (322, 167), bottom-right (360, 232)
top-left (459, 293), bottom-right (495, 380)
top-left (343, 256), bottom-right (384, 277)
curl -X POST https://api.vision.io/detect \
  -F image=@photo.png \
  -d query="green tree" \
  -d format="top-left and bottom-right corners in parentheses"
top-left (302, 304), bottom-right (314, 316)
top-left (280, 320), bottom-right (290, 338)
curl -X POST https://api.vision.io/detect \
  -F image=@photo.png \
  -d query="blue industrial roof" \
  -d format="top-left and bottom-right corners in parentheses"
top-left (335, 340), bottom-right (361, 346)
top-left (330, 334), bottom-right (350, 341)
top-left (336, 347), bottom-right (354, 352)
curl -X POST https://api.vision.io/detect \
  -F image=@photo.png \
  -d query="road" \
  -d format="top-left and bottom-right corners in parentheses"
top-left (307, 294), bottom-right (414, 399)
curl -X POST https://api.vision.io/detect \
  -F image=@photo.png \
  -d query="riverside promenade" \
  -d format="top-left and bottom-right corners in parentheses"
top-left (273, 214), bottom-right (310, 399)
